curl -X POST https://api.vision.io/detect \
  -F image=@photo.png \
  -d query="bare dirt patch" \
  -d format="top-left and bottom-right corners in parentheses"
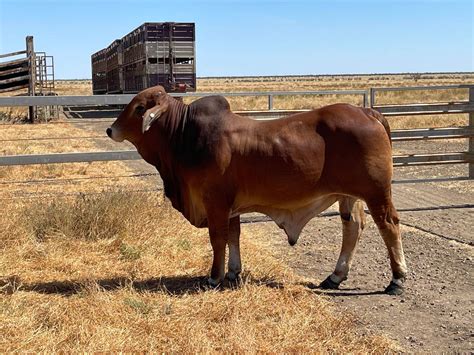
top-left (246, 213), bottom-right (472, 352)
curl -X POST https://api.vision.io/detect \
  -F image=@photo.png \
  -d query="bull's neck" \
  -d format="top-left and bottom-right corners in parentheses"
top-left (163, 98), bottom-right (189, 143)
top-left (134, 98), bottom-right (189, 167)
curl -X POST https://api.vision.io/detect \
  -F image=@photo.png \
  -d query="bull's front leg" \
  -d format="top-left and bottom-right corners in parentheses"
top-left (226, 216), bottom-right (242, 282)
top-left (207, 208), bottom-right (231, 287)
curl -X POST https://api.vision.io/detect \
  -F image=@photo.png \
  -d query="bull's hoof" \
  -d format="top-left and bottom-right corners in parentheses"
top-left (319, 275), bottom-right (341, 290)
top-left (225, 271), bottom-right (241, 282)
top-left (207, 277), bottom-right (222, 288)
top-left (384, 281), bottom-right (404, 295)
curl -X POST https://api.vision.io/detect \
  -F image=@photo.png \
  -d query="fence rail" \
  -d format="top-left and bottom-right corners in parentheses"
top-left (0, 150), bottom-right (471, 168)
top-left (0, 84), bottom-right (473, 180)
top-left (0, 50), bottom-right (27, 59)
top-left (0, 89), bottom-right (369, 107)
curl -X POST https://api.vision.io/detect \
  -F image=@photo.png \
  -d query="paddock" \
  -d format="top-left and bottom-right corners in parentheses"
top-left (0, 78), bottom-right (472, 352)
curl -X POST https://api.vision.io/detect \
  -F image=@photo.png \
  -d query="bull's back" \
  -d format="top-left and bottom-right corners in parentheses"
top-left (225, 104), bottom-right (392, 204)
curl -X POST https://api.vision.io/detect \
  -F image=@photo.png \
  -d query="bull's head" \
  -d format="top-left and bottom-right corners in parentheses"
top-left (106, 85), bottom-right (169, 144)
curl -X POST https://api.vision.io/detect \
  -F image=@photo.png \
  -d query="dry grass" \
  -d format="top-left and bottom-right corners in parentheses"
top-left (0, 191), bottom-right (396, 352)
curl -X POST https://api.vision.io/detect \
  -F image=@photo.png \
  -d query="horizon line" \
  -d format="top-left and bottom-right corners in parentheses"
top-left (57, 71), bottom-right (474, 81)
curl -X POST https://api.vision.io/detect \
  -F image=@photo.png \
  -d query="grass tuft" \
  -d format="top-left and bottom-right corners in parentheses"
top-left (23, 191), bottom-right (157, 241)
top-left (120, 243), bottom-right (142, 261)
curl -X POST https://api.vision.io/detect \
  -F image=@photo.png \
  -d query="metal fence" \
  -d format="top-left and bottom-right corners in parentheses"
top-left (0, 84), bottom-right (473, 181)
top-left (0, 37), bottom-right (32, 94)
top-left (0, 36), bottom-right (56, 122)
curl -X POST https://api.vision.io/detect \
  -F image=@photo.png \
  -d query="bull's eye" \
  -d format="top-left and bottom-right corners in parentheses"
top-left (135, 105), bottom-right (146, 115)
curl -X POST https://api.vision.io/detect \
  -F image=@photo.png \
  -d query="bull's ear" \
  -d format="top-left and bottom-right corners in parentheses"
top-left (142, 102), bottom-right (168, 133)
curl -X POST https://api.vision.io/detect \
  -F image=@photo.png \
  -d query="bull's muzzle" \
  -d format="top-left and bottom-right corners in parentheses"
top-left (106, 127), bottom-right (124, 142)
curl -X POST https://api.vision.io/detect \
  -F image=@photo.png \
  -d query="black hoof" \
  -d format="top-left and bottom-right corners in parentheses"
top-left (207, 277), bottom-right (222, 288)
top-left (319, 275), bottom-right (341, 290)
top-left (384, 281), bottom-right (404, 295)
top-left (225, 272), bottom-right (242, 284)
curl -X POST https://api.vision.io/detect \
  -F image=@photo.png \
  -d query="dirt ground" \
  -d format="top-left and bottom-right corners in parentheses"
top-left (244, 201), bottom-right (473, 353)
top-left (242, 138), bottom-right (473, 353)
top-left (67, 114), bottom-right (473, 352)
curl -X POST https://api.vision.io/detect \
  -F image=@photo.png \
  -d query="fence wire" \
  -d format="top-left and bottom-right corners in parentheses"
top-left (0, 187), bottom-right (163, 201)
top-left (0, 173), bottom-right (159, 185)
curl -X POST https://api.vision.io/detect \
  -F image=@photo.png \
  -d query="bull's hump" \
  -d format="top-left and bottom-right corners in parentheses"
top-left (192, 95), bottom-right (231, 116)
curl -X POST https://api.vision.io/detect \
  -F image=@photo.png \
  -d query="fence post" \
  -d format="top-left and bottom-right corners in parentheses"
top-left (369, 88), bottom-right (376, 108)
top-left (469, 86), bottom-right (474, 178)
top-left (362, 90), bottom-right (368, 107)
top-left (26, 36), bottom-right (35, 123)
top-left (268, 94), bottom-right (273, 110)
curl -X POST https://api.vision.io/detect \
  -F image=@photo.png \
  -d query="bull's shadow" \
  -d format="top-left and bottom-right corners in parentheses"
top-left (1, 274), bottom-right (284, 297)
top-left (302, 281), bottom-right (385, 297)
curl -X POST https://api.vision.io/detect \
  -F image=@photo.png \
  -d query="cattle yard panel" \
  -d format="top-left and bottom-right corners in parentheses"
top-left (0, 37), bottom-right (32, 94)
top-left (0, 57), bottom-right (30, 93)
top-left (92, 22), bottom-right (196, 94)
top-left (0, 36), bottom-right (56, 122)
top-left (0, 37), bottom-right (56, 96)
top-left (0, 85), bottom-right (472, 180)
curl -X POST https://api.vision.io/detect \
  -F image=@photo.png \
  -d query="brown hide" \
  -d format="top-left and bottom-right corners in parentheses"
top-left (109, 86), bottom-right (393, 244)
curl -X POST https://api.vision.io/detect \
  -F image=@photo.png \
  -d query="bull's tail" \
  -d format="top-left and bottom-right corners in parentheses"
top-left (364, 107), bottom-right (392, 146)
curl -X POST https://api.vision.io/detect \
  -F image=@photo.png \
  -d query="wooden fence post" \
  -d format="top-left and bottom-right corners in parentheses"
top-left (469, 86), bottom-right (474, 178)
top-left (26, 36), bottom-right (35, 123)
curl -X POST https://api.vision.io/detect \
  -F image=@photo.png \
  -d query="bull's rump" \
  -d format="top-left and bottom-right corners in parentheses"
top-left (225, 104), bottom-right (392, 207)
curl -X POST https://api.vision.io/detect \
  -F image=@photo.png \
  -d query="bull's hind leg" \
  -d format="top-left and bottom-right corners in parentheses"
top-left (226, 216), bottom-right (242, 281)
top-left (320, 196), bottom-right (366, 289)
top-left (367, 198), bottom-right (407, 295)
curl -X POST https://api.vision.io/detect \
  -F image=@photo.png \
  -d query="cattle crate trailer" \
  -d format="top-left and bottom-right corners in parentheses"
top-left (91, 48), bottom-right (107, 95)
top-left (91, 22), bottom-right (196, 94)
top-left (106, 39), bottom-right (124, 93)
top-left (122, 22), bottom-right (196, 93)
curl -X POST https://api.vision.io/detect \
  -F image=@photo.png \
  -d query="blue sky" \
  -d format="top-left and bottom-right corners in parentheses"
top-left (0, 0), bottom-right (472, 79)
